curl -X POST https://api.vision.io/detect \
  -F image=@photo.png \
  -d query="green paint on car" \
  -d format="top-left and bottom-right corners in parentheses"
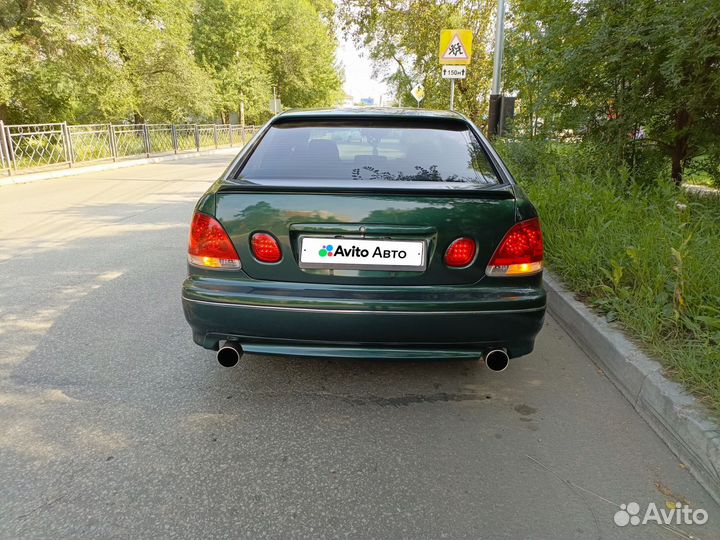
top-left (182, 108), bottom-right (546, 363)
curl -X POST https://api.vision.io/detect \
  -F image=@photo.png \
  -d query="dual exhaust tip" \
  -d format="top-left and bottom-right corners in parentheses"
top-left (483, 348), bottom-right (509, 372)
top-left (217, 342), bottom-right (243, 367)
top-left (216, 341), bottom-right (509, 371)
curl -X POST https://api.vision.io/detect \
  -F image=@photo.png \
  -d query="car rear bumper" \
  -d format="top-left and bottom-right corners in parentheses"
top-left (182, 276), bottom-right (546, 359)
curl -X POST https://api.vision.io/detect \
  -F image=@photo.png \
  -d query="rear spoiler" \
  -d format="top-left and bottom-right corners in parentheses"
top-left (218, 180), bottom-right (516, 199)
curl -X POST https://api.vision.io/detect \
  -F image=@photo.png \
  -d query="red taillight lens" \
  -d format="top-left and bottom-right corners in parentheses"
top-left (486, 217), bottom-right (544, 277)
top-left (444, 237), bottom-right (477, 267)
top-left (188, 212), bottom-right (240, 269)
top-left (250, 232), bottom-right (282, 263)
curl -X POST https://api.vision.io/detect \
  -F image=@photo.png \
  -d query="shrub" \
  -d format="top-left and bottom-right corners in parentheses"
top-left (498, 140), bottom-right (720, 413)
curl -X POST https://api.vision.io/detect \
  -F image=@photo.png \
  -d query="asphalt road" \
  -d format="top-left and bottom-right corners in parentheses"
top-left (0, 151), bottom-right (718, 540)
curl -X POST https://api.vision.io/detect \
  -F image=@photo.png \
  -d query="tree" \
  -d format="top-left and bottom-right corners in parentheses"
top-left (503, 0), bottom-right (720, 184)
top-left (338, 0), bottom-right (496, 124)
top-left (502, 0), bottom-right (577, 138)
top-left (265, 0), bottom-right (343, 109)
top-left (0, 0), bottom-right (217, 123)
top-left (341, 0), bottom-right (720, 184)
top-left (110, 0), bottom-right (217, 122)
top-left (0, 0), bottom-right (343, 124)
top-left (193, 0), bottom-right (343, 122)
top-left (192, 0), bottom-right (273, 125)
top-left (0, 29), bottom-right (28, 122)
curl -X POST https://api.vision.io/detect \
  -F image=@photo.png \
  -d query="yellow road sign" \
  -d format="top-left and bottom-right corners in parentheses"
top-left (439, 29), bottom-right (473, 65)
top-left (411, 84), bottom-right (425, 102)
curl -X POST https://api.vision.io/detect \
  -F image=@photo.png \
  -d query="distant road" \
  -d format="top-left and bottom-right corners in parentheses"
top-left (0, 152), bottom-right (717, 539)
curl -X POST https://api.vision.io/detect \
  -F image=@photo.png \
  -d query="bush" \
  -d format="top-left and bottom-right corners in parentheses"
top-left (497, 140), bottom-right (720, 413)
top-left (685, 153), bottom-right (720, 188)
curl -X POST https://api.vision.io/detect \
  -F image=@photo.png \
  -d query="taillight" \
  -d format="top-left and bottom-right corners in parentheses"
top-left (486, 217), bottom-right (543, 277)
top-left (444, 237), bottom-right (477, 267)
top-left (188, 212), bottom-right (240, 269)
top-left (250, 232), bottom-right (282, 263)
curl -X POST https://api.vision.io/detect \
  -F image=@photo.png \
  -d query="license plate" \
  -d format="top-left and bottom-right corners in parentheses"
top-left (299, 237), bottom-right (426, 271)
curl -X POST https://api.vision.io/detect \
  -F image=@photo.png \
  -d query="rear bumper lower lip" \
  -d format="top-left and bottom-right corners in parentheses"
top-left (181, 296), bottom-right (545, 315)
top-left (182, 280), bottom-right (546, 357)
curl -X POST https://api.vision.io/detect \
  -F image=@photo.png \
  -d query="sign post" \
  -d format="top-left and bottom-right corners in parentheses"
top-left (269, 99), bottom-right (282, 114)
top-left (439, 29), bottom-right (472, 111)
top-left (269, 85), bottom-right (281, 115)
top-left (488, 0), bottom-right (507, 137)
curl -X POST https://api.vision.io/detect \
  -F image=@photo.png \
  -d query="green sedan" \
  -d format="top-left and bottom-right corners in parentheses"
top-left (182, 108), bottom-right (545, 370)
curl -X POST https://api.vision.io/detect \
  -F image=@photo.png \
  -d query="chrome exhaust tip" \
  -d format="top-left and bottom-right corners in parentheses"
top-left (484, 349), bottom-right (509, 372)
top-left (217, 342), bottom-right (243, 367)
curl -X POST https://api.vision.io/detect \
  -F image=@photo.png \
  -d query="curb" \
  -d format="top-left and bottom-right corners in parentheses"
top-left (544, 272), bottom-right (720, 504)
top-left (0, 147), bottom-right (239, 187)
top-left (683, 184), bottom-right (720, 198)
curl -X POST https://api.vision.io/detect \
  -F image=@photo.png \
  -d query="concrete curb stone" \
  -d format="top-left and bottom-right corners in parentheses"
top-left (544, 272), bottom-right (720, 504)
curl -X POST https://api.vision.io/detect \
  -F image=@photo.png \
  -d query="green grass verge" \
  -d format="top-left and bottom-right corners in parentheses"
top-left (497, 141), bottom-right (720, 414)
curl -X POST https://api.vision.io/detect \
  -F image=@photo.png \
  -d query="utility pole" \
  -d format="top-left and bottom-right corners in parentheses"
top-left (488, 0), bottom-right (506, 137)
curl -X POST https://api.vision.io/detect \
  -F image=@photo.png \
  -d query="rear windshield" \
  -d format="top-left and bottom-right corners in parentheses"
top-left (237, 120), bottom-right (500, 185)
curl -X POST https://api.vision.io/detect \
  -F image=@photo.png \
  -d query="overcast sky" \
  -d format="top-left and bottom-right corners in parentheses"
top-left (336, 31), bottom-right (389, 103)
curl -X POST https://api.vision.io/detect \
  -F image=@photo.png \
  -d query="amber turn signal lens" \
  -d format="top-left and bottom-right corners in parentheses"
top-left (188, 212), bottom-right (241, 269)
top-left (486, 217), bottom-right (543, 277)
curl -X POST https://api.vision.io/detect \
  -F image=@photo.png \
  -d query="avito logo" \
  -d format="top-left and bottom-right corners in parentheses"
top-left (318, 244), bottom-right (334, 257)
top-left (318, 244), bottom-right (407, 259)
top-left (613, 502), bottom-right (708, 527)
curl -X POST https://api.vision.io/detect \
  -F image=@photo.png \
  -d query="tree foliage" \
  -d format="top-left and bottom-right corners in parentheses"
top-left (340, 0), bottom-right (720, 184)
top-left (192, 0), bottom-right (273, 125)
top-left (504, 0), bottom-right (720, 184)
top-left (0, 0), bottom-right (343, 124)
top-left (338, 1), bottom-right (495, 121)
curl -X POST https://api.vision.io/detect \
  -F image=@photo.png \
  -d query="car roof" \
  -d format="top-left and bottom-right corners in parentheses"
top-left (271, 107), bottom-right (467, 123)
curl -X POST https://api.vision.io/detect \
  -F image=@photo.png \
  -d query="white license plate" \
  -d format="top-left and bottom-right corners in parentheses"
top-left (299, 237), bottom-right (426, 271)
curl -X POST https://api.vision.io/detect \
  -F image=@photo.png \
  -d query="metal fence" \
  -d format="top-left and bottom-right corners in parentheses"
top-left (0, 121), bottom-right (260, 176)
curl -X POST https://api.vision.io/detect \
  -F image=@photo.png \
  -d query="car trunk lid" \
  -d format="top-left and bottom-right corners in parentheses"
top-left (214, 184), bottom-right (516, 286)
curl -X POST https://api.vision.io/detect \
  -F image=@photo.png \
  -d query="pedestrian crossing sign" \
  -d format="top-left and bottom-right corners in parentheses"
top-left (439, 29), bottom-right (472, 65)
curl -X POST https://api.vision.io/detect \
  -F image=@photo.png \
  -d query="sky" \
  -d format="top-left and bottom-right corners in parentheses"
top-left (336, 31), bottom-right (390, 104)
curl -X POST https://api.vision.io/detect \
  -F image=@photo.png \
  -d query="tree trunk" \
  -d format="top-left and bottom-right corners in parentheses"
top-left (0, 104), bottom-right (8, 124)
top-left (526, 92), bottom-right (535, 139)
top-left (670, 109), bottom-right (690, 186)
top-left (671, 148), bottom-right (684, 186)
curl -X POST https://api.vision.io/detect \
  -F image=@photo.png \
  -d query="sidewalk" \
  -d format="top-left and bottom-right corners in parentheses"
top-left (0, 147), bottom-right (240, 187)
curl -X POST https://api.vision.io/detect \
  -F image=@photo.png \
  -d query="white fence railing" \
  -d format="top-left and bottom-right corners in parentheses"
top-left (0, 121), bottom-right (260, 176)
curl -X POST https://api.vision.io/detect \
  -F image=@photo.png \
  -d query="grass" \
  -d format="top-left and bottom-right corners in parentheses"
top-left (685, 171), bottom-right (716, 187)
top-left (685, 155), bottom-right (719, 188)
top-left (497, 141), bottom-right (720, 415)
